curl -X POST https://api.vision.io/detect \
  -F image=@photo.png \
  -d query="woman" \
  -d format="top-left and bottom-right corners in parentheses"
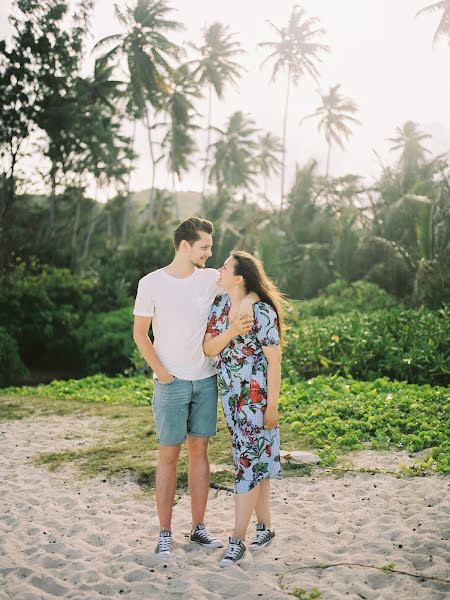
top-left (203, 251), bottom-right (286, 567)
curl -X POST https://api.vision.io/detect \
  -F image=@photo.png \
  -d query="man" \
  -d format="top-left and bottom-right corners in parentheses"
top-left (133, 217), bottom-right (254, 556)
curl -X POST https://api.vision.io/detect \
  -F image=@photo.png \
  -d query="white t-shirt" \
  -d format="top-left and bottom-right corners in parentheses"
top-left (133, 267), bottom-right (219, 380)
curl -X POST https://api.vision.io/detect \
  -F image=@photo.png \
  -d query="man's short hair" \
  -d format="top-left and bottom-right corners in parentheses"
top-left (173, 217), bottom-right (214, 249)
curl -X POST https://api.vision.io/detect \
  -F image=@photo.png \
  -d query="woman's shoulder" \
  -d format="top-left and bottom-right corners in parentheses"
top-left (254, 300), bottom-right (276, 316)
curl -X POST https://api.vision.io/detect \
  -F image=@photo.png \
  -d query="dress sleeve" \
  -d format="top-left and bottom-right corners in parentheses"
top-left (206, 296), bottom-right (222, 336)
top-left (255, 303), bottom-right (280, 346)
top-left (133, 278), bottom-right (155, 317)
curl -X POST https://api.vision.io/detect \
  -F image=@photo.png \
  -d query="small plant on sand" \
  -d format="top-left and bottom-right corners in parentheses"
top-left (292, 588), bottom-right (322, 599)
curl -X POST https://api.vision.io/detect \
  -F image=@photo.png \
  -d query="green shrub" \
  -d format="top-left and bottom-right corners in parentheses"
top-left (284, 306), bottom-right (450, 385)
top-left (76, 307), bottom-right (135, 375)
top-left (0, 327), bottom-right (28, 386)
top-left (0, 260), bottom-right (95, 366)
top-left (294, 279), bottom-right (400, 319)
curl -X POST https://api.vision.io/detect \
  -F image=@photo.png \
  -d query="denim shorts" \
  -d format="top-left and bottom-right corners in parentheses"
top-left (152, 375), bottom-right (218, 445)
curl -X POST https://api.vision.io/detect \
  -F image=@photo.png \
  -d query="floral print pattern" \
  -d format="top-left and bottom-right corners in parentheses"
top-left (207, 295), bottom-right (282, 494)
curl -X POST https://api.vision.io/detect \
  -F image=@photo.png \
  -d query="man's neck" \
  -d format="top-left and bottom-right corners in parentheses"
top-left (164, 256), bottom-right (197, 279)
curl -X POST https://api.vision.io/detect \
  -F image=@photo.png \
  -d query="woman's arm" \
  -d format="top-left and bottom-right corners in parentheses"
top-left (203, 315), bottom-right (252, 357)
top-left (262, 345), bottom-right (282, 429)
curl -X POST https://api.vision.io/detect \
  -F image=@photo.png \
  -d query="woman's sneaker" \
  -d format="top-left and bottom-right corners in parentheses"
top-left (249, 523), bottom-right (275, 551)
top-left (190, 523), bottom-right (224, 548)
top-left (155, 530), bottom-right (172, 556)
top-left (219, 537), bottom-right (246, 567)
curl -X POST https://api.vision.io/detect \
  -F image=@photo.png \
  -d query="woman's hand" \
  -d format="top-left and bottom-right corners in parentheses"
top-left (264, 405), bottom-right (279, 429)
top-left (229, 313), bottom-right (253, 337)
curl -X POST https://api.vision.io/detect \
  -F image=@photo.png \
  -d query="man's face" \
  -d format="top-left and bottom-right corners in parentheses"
top-left (188, 231), bottom-right (213, 268)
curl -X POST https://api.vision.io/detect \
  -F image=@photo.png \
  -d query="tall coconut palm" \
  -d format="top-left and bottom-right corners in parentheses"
top-left (209, 111), bottom-right (259, 193)
top-left (190, 22), bottom-right (245, 196)
top-left (158, 64), bottom-right (201, 218)
top-left (389, 121), bottom-right (431, 191)
top-left (416, 1), bottom-right (450, 47)
top-left (301, 84), bottom-right (361, 176)
top-left (255, 132), bottom-right (283, 200)
top-left (93, 0), bottom-right (183, 226)
top-left (259, 5), bottom-right (329, 205)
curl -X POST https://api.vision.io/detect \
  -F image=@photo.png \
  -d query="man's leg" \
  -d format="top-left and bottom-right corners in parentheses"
top-left (156, 444), bottom-right (181, 531)
top-left (186, 435), bottom-right (210, 528)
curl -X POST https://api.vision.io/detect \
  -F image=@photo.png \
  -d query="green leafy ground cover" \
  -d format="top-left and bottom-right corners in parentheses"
top-left (1, 374), bottom-right (448, 481)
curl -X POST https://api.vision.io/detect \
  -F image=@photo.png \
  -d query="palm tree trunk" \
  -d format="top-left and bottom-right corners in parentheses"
top-left (121, 120), bottom-right (136, 244)
top-left (83, 183), bottom-right (99, 260)
top-left (145, 109), bottom-right (157, 222)
top-left (202, 85), bottom-right (212, 197)
top-left (281, 66), bottom-right (291, 207)
top-left (49, 165), bottom-right (57, 231)
top-left (326, 142), bottom-right (331, 177)
top-left (71, 195), bottom-right (81, 270)
top-left (173, 172), bottom-right (180, 221)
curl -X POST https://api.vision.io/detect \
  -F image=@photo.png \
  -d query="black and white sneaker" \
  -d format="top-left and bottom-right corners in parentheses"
top-left (249, 523), bottom-right (275, 551)
top-left (219, 536), bottom-right (246, 567)
top-left (155, 530), bottom-right (172, 556)
top-left (190, 523), bottom-right (224, 548)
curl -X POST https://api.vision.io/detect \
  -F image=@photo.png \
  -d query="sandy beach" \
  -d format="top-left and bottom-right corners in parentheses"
top-left (1, 414), bottom-right (449, 600)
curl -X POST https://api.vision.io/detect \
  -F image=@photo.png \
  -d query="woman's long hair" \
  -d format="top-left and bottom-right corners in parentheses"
top-left (231, 251), bottom-right (288, 343)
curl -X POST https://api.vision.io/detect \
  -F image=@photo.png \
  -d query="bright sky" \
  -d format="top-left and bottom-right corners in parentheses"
top-left (1, 0), bottom-right (449, 201)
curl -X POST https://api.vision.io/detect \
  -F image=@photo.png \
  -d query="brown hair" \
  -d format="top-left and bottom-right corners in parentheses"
top-left (173, 217), bottom-right (214, 250)
top-left (231, 251), bottom-right (288, 343)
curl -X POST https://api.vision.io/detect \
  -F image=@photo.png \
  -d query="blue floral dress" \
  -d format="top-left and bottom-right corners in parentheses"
top-left (207, 295), bottom-right (281, 494)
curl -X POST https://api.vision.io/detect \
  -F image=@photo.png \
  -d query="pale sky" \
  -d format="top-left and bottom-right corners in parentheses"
top-left (1, 0), bottom-right (449, 202)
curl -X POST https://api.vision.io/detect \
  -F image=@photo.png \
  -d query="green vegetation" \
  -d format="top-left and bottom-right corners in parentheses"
top-left (0, 326), bottom-right (27, 386)
top-left (279, 376), bottom-right (449, 474)
top-left (284, 305), bottom-right (450, 385)
top-left (2, 373), bottom-right (448, 481)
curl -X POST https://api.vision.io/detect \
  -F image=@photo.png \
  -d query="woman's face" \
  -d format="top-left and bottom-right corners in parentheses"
top-left (217, 256), bottom-right (237, 290)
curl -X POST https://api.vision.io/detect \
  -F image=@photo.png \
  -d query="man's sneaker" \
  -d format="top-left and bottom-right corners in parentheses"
top-left (190, 523), bottom-right (224, 549)
top-left (155, 530), bottom-right (172, 556)
top-left (249, 523), bottom-right (275, 551)
top-left (219, 536), bottom-right (246, 567)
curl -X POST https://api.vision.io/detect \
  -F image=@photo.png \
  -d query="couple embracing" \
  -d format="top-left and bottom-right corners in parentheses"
top-left (133, 217), bottom-right (285, 567)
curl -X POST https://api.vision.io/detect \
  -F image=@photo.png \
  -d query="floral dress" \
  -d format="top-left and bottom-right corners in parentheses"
top-left (207, 295), bottom-right (281, 494)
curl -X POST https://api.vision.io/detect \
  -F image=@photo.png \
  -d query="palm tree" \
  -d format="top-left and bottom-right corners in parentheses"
top-left (190, 22), bottom-right (245, 196)
top-left (93, 0), bottom-right (183, 224)
top-left (255, 132), bottom-right (283, 200)
top-left (416, 1), bottom-right (450, 47)
top-left (389, 121), bottom-right (431, 191)
top-left (209, 111), bottom-right (259, 193)
top-left (259, 5), bottom-right (329, 204)
top-left (158, 64), bottom-right (201, 218)
top-left (301, 84), bottom-right (361, 176)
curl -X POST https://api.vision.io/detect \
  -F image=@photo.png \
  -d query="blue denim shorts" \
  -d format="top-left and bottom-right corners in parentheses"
top-left (152, 375), bottom-right (218, 445)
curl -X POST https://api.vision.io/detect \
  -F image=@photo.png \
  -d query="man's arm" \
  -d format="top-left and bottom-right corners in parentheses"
top-left (133, 316), bottom-right (173, 384)
top-left (240, 291), bottom-right (259, 316)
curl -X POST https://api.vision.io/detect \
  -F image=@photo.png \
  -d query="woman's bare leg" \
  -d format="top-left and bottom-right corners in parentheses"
top-left (232, 484), bottom-right (261, 541)
top-left (254, 477), bottom-right (272, 528)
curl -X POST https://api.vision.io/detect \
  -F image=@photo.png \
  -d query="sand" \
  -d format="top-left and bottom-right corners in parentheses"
top-left (1, 414), bottom-right (449, 600)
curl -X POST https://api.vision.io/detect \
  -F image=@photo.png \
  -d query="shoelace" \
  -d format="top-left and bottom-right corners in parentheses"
top-left (253, 530), bottom-right (269, 544)
top-left (197, 529), bottom-right (217, 543)
top-left (225, 541), bottom-right (242, 559)
top-left (158, 536), bottom-right (172, 552)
